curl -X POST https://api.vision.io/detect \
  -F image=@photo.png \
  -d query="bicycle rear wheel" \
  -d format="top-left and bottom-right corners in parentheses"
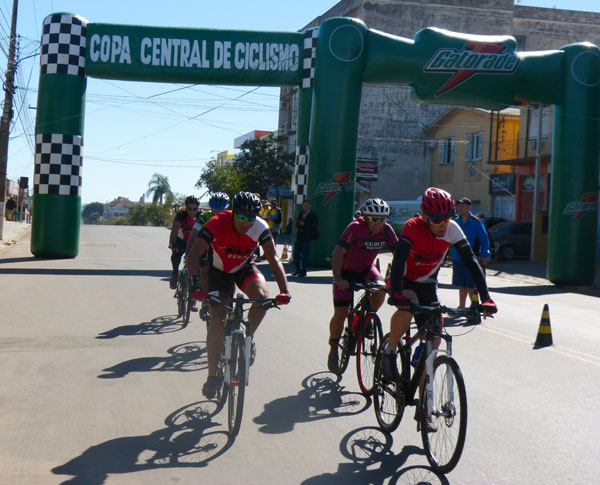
top-left (176, 271), bottom-right (185, 318)
top-left (337, 325), bottom-right (353, 375)
top-left (356, 313), bottom-right (383, 395)
top-left (421, 355), bottom-right (467, 474)
top-left (228, 333), bottom-right (246, 437)
top-left (373, 334), bottom-right (405, 432)
top-left (182, 276), bottom-right (192, 326)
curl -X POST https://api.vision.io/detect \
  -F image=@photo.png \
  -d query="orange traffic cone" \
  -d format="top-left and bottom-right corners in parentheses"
top-left (533, 304), bottom-right (553, 348)
top-left (281, 242), bottom-right (289, 260)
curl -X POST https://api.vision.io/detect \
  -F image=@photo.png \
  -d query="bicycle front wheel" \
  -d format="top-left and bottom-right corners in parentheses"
top-left (228, 333), bottom-right (246, 437)
top-left (373, 334), bottom-right (405, 433)
top-left (421, 355), bottom-right (467, 474)
top-left (356, 313), bottom-right (383, 395)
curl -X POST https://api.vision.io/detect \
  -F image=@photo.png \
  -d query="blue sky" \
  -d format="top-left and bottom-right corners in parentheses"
top-left (3, 0), bottom-right (600, 205)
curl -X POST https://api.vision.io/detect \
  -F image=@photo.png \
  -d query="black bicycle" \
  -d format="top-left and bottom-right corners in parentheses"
top-left (174, 265), bottom-right (193, 326)
top-left (373, 301), bottom-right (483, 474)
top-left (209, 293), bottom-right (280, 437)
top-left (336, 282), bottom-right (385, 395)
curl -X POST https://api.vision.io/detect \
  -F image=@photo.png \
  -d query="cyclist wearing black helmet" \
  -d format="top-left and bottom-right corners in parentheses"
top-left (168, 195), bottom-right (199, 289)
top-left (185, 192), bottom-right (230, 316)
top-left (188, 191), bottom-right (291, 399)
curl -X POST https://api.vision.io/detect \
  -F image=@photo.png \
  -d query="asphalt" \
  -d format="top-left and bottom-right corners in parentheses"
top-left (2, 221), bottom-right (599, 292)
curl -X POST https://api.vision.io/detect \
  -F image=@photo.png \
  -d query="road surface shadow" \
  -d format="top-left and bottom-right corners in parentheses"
top-left (51, 400), bottom-right (234, 484)
top-left (253, 371), bottom-right (370, 434)
top-left (98, 341), bottom-right (206, 378)
top-left (96, 314), bottom-right (186, 338)
top-left (302, 426), bottom-right (448, 484)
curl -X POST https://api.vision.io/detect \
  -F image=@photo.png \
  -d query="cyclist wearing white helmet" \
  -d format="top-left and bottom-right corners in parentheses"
top-left (327, 198), bottom-right (398, 374)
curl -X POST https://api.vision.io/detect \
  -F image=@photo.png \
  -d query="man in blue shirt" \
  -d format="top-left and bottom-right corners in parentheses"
top-left (451, 198), bottom-right (490, 308)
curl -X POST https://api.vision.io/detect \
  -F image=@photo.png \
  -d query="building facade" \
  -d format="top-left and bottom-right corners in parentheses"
top-left (278, 0), bottom-right (600, 204)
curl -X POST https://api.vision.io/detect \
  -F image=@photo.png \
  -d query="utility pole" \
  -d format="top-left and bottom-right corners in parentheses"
top-left (0, 0), bottom-right (19, 240)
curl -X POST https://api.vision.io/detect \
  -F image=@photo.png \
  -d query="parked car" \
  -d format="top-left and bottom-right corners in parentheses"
top-left (478, 216), bottom-right (507, 230)
top-left (487, 221), bottom-right (532, 260)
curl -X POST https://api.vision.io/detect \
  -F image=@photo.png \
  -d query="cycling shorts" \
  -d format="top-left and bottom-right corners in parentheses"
top-left (333, 265), bottom-right (384, 308)
top-left (206, 262), bottom-right (262, 301)
top-left (399, 278), bottom-right (437, 329)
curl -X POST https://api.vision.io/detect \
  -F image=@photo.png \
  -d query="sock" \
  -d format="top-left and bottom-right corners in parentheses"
top-left (329, 338), bottom-right (340, 352)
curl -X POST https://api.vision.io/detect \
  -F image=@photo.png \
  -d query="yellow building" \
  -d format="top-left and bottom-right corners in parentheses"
top-left (428, 106), bottom-right (520, 218)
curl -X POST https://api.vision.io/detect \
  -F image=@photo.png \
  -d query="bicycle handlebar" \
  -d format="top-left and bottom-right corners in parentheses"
top-left (206, 293), bottom-right (280, 310)
top-left (409, 302), bottom-right (484, 317)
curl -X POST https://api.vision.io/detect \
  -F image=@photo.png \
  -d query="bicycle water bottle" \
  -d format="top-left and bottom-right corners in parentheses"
top-left (411, 342), bottom-right (424, 367)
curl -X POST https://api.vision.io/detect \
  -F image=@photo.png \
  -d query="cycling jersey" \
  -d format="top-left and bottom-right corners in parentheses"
top-left (193, 210), bottom-right (213, 232)
top-left (173, 209), bottom-right (196, 242)
top-left (337, 216), bottom-right (398, 273)
top-left (390, 216), bottom-right (490, 301)
top-left (199, 210), bottom-right (272, 273)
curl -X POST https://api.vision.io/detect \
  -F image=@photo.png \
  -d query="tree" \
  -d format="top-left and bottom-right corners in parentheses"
top-left (195, 158), bottom-right (245, 195)
top-left (81, 202), bottom-right (104, 224)
top-left (233, 133), bottom-right (293, 197)
top-left (196, 133), bottom-right (293, 198)
top-left (146, 173), bottom-right (172, 204)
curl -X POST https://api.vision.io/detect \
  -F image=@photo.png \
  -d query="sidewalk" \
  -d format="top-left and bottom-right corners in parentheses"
top-left (485, 259), bottom-right (600, 288)
top-left (0, 220), bottom-right (31, 246)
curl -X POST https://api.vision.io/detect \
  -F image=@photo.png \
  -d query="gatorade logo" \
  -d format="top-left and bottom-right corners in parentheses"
top-left (424, 41), bottom-right (519, 96)
top-left (315, 172), bottom-right (353, 204)
top-left (563, 192), bottom-right (598, 223)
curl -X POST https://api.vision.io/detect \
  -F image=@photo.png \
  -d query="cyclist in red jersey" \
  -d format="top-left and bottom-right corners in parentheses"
top-left (327, 198), bottom-right (398, 373)
top-left (168, 195), bottom-right (199, 289)
top-left (384, 188), bottom-right (497, 382)
top-left (187, 191), bottom-right (291, 399)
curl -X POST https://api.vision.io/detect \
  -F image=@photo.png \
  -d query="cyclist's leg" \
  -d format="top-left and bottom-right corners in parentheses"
top-left (170, 238), bottom-right (185, 288)
top-left (237, 265), bottom-right (268, 337)
top-left (365, 265), bottom-right (386, 311)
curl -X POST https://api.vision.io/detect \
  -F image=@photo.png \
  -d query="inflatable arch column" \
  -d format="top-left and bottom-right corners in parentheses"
top-left (32, 13), bottom-right (87, 257)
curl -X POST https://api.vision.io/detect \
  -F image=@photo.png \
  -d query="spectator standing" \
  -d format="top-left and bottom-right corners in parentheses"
top-left (292, 199), bottom-right (319, 277)
top-left (5, 196), bottom-right (16, 221)
top-left (266, 200), bottom-right (283, 245)
top-left (451, 197), bottom-right (490, 308)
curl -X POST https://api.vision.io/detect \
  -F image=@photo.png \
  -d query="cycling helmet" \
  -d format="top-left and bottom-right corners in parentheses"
top-left (420, 187), bottom-right (455, 220)
top-left (185, 195), bottom-right (199, 207)
top-left (209, 192), bottom-right (230, 210)
top-left (231, 191), bottom-right (261, 216)
top-left (362, 198), bottom-right (390, 217)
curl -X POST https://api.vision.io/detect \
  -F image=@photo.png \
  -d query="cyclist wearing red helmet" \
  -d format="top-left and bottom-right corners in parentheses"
top-left (383, 187), bottom-right (497, 381)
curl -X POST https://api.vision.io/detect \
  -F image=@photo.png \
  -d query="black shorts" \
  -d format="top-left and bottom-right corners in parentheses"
top-left (206, 263), bottom-right (262, 301)
top-left (400, 279), bottom-right (437, 329)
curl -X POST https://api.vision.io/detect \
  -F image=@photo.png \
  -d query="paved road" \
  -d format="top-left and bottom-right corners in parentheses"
top-left (1, 225), bottom-right (599, 484)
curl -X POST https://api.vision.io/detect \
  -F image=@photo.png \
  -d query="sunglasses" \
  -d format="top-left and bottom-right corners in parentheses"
top-left (429, 217), bottom-right (450, 226)
top-left (187, 206), bottom-right (199, 212)
top-left (234, 213), bottom-right (257, 223)
top-left (367, 216), bottom-right (386, 223)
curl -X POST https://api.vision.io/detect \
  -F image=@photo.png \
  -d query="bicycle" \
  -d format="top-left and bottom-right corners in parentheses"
top-left (336, 282), bottom-right (385, 396)
top-left (208, 293), bottom-right (281, 437)
top-left (174, 265), bottom-right (194, 326)
top-left (373, 300), bottom-right (484, 474)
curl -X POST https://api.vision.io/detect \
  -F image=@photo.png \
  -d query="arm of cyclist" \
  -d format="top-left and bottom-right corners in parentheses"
top-left (262, 237), bottom-right (291, 305)
top-left (331, 244), bottom-right (349, 290)
top-left (169, 220), bottom-right (181, 251)
top-left (387, 235), bottom-right (412, 310)
top-left (454, 238), bottom-right (497, 315)
top-left (185, 227), bottom-right (200, 255)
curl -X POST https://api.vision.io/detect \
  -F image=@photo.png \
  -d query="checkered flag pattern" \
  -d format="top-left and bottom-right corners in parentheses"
top-left (34, 134), bottom-right (83, 196)
top-left (40, 13), bottom-right (87, 77)
top-left (302, 29), bottom-right (318, 89)
top-left (294, 145), bottom-right (308, 204)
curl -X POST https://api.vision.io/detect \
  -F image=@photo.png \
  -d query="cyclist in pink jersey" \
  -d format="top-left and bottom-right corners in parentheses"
top-left (327, 198), bottom-right (398, 374)
top-left (188, 191), bottom-right (291, 399)
top-left (383, 188), bottom-right (497, 383)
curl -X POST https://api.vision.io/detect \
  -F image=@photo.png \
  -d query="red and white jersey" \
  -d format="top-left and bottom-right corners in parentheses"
top-left (401, 217), bottom-right (465, 283)
top-left (199, 210), bottom-right (271, 273)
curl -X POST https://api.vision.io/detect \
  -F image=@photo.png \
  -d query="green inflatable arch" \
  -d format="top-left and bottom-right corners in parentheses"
top-left (33, 14), bottom-right (599, 285)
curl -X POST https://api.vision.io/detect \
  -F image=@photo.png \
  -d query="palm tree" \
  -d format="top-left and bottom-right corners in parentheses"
top-left (146, 173), bottom-right (172, 205)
